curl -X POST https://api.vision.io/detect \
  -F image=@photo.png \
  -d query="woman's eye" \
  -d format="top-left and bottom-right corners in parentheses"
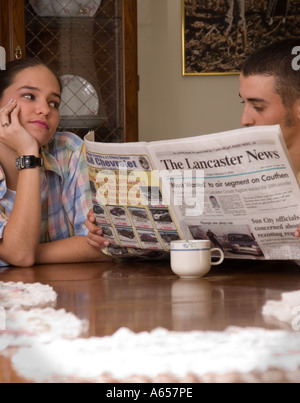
top-left (49, 101), bottom-right (60, 109)
top-left (22, 93), bottom-right (35, 100)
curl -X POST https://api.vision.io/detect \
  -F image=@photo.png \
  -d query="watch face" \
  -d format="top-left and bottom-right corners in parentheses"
top-left (25, 157), bottom-right (36, 168)
top-left (24, 157), bottom-right (34, 168)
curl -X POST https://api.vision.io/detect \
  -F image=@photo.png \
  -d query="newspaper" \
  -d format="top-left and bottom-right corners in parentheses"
top-left (84, 125), bottom-right (300, 260)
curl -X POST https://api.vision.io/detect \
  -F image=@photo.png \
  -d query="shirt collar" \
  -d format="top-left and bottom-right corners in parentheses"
top-left (41, 146), bottom-right (63, 178)
top-left (0, 164), bottom-right (5, 183)
top-left (0, 165), bottom-right (7, 199)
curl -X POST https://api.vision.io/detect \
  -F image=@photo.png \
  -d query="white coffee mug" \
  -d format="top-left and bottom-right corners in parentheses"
top-left (170, 240), bottom-right (224, 278)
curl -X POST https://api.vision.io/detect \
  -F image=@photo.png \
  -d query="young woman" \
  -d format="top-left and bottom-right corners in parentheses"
top-left (0, 58), bottom-right (110, 267)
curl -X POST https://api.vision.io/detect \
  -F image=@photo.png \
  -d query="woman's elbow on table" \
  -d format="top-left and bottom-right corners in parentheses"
top-left (0, 247), bottom-right (36, 268)
top-left (14, 253), bottom-right (36, 268)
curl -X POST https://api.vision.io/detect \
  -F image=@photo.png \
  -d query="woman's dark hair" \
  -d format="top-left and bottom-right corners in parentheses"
top-left (241, 38), bottom-right (300, 108)
top-left (0, 58), bottom-right (62, 99)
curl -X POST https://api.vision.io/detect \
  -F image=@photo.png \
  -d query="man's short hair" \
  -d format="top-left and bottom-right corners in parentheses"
top-left (241, 38), bottom-right (300, 108)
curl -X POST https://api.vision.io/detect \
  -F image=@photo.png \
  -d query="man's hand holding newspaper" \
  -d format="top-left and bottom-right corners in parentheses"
top-left (85, 210), bottom-right (110, 249)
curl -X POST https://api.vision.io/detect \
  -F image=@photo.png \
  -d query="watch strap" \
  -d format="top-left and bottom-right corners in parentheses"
top-left (16, 155), bottom-right (43, 170)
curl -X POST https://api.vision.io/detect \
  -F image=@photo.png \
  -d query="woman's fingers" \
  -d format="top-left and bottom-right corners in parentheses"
top-left (0, 99), bottom-right (17, 127)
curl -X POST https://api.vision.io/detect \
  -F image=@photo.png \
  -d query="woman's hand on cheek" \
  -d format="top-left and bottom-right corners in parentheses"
top-left (0, 100), bottom-right (39, 156)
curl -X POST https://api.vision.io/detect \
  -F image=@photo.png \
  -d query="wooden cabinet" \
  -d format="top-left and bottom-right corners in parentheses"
top-left (0, 0), bottom-right (25, 61)
top-left (0, 0), bottom-right (138, 142)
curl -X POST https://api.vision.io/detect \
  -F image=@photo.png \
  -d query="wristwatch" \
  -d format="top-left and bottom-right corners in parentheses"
top-left (16, 155), bottom-right (43, 170)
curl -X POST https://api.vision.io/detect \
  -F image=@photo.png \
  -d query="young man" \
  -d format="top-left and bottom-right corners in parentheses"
top-left (239, 37), bottom-right (300, 236)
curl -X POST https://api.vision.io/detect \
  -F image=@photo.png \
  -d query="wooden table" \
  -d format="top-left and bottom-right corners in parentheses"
top-left (1, 258), bottom-right (300, 382)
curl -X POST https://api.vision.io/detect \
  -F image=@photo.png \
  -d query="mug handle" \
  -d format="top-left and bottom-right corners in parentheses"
top-left (211, 248), bottom-right (224, 266)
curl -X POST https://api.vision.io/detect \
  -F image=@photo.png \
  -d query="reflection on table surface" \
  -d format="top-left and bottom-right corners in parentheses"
top-left (1, 258), bottom-right (300, 382)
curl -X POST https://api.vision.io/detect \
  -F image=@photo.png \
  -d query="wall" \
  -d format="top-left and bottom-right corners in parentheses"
top-left (137, 0), bottom-right (244, 142)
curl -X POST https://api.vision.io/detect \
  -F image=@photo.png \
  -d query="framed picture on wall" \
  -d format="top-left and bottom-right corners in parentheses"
top-left (182, 0), bottom-right (300, 76)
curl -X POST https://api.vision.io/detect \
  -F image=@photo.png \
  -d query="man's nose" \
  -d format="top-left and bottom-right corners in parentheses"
top-left (241, 105), bottom-right (255, 127)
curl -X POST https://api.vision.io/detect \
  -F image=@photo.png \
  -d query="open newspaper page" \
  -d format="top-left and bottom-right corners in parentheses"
top-left (84, 132), bottom-right (184, 260)
top-left (147, 125), bottom-right (300, 260)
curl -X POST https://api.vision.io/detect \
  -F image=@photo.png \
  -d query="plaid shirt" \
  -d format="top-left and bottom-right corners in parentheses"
top-left (0, 132), bottom-right (92, 267)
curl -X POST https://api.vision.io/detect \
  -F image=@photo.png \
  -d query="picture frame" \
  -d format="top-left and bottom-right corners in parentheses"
top-left (182, 0), bottom-right (300, 76)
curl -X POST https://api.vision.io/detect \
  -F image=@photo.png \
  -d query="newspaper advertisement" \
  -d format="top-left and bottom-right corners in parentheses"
top-left (84, 132), bottom-right (181, 260)
top-left (84, 125), bottom-right (300, 260)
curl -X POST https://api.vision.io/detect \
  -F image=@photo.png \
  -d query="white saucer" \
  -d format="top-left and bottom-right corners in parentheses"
top-left (60, 75), bottom-right (99, 117)
top-left (29, 0), bottom-right (101, 18)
